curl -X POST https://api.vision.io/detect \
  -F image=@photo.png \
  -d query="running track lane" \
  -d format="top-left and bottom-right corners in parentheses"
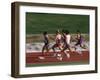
top-left (26, 51), bottom-right (89, 64)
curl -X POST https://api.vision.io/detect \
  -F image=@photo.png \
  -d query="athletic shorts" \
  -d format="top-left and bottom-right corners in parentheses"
top-left (75, 39), bottom-right (82, 45)
top-left (54, 43), bottom-right (61, 47)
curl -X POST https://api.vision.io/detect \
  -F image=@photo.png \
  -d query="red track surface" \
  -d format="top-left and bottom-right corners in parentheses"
top-left (26, 51), bottom-right (89, 64)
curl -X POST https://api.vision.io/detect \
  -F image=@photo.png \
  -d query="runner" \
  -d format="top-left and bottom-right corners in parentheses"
top-left (61, 30), bottom-right (72, 59)
top-left (51, 30), bottom-right (63, 57)
top-left (74, 30), bottom-right (86, 55)
top-left (42, 31), bottom-right (50, 55)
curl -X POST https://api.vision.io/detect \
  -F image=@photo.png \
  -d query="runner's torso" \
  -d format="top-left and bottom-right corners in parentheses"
top-left (63, 34), bottom-right (71, 45)
top-left (55, 34), bottom-right (62, 44)
top-left (44, 35), bottom-right (49, 44)
top-left (77, 34), bottom-right (82, 43)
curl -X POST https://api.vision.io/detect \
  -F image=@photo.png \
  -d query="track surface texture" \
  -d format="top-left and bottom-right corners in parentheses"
top-left (26, 51), bottom-right (89, 67)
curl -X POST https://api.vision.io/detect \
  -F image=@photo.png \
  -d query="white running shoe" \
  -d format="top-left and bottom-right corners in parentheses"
top-left (38, 56), bottom-right (45, 60)
top-left (57, 56), bottom-right (63, 61)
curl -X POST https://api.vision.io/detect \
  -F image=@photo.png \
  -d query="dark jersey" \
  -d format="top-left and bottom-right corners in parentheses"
top-left (44, 35), bottom-right (49, 45)
top-left (76, 34), bottom-right (83, 45)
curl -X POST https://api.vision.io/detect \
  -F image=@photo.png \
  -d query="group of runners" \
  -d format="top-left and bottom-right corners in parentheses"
top-left (41, 29), bottom-right (85, 60)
